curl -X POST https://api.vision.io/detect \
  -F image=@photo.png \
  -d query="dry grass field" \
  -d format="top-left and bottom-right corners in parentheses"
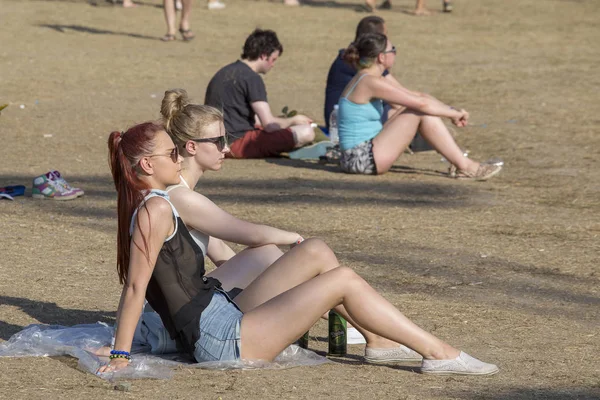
top-left (0, 0), bottom-right (599, 398)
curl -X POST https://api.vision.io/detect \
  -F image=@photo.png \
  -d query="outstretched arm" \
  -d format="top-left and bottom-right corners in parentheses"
top-left (371, 77), bottom-right (469, 126)
top-left (170, 188), bottom-right (302, 247)
top-left (251, 101), bottom-right (312, 132)
top-left (97, 198), bottom-right (174, 373)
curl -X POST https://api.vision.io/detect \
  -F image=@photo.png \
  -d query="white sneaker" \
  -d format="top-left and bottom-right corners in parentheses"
top-left (347, 327), bottom-right (366, 345)
top-left (208, 0), bottom-right (226, 9)
top-left (421, 351), bottom-right (499, 376)
top-left (364, 345), bottom-right (422, 363)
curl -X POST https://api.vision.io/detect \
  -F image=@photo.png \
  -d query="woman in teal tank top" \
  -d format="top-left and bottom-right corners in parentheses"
top-left (337, 33), bottom-right (501, 180)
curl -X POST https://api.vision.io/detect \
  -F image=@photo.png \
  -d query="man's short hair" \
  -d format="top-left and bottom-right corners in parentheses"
top-left (354, 16), bottom-right (386, 43)
top-left (241, 29), bottom-right (284, 61)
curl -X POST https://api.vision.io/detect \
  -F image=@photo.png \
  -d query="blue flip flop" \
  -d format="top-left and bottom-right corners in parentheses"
top-left (0, 185), bottom-right (26, 200)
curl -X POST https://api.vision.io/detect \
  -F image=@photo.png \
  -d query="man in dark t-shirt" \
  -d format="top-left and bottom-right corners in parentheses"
top-left (205, 29), bottom-right (316, 159)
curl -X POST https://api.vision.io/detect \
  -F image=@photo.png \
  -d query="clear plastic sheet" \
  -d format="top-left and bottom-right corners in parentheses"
top-left (0, 321), bottom-right (330, 380)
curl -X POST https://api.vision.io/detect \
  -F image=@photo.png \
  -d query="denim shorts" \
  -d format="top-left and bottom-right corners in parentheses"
top-left (193, 290), bottom-right (243, 362)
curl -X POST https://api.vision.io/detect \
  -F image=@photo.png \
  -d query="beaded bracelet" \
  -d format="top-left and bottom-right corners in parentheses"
top-left (110, 350), bottom-right (130, 356)
top-left (109, 354), bottom-right (131, 362)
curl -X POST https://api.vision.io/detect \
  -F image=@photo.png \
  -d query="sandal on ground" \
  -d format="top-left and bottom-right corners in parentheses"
top-left (453, 163), bottom-right (502, 181)
top-left (179, 28), bottom-right (195, 41)
top-left (379, 0), bottom-right (392, 10)
top-left (161, 34), bottom-right (176, 42)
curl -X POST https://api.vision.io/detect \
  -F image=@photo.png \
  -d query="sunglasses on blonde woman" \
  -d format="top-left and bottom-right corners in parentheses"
top-left (148, 147), bottom-right (179, 163)
top-left (191, 136), bottom-right (228, 151)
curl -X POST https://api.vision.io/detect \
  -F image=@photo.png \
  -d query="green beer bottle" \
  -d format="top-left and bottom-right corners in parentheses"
top-left (298, 331), bottom-right (309, 349)
top-left (328, 310), bottom-right (347, 356)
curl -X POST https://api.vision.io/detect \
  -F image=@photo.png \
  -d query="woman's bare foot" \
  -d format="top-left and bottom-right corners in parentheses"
top-left (284, 0), bottom-right (300, 6)
top-left (122, 0), bottom-right (138, 7)
top-left (364, 0), bottom-right (376, 11)
top-left (413, 7), bottom-right (431, 15)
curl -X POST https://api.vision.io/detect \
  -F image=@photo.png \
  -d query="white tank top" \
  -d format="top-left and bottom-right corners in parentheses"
top-left (166, 176), bottom-right (210, 257)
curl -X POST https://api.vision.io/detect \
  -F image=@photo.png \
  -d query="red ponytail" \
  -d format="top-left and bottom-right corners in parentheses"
top-left (108, 122), bottom-right (164, 284)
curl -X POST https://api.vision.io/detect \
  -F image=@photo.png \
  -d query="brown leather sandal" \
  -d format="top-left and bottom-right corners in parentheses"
top-left (161, 34), bottom-right (176, 42)
top-left (179, 28), bottom-right (195, 42)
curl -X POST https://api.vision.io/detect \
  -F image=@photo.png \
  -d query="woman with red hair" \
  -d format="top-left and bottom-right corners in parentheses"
top-left (98, 121), bottom-right (498, 376)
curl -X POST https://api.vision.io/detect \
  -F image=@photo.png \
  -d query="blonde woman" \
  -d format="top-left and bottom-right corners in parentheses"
top-left (99, 114), bottom-right (499, 375)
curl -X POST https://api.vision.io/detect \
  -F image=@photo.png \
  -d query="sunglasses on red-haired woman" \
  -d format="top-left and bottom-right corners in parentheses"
top-left (148, 147), bottom-right (179, 163)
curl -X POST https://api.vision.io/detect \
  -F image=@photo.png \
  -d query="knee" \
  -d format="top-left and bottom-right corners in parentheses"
top-left (292, 125), bottom-right (315, 146)
top-left (301, 238), bottom-right (338, 265)
top-left (332, 266), bottom-right (362, 284)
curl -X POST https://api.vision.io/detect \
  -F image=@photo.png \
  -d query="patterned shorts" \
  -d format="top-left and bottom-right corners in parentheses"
top-left (340, 139), bottom-right (377, 175)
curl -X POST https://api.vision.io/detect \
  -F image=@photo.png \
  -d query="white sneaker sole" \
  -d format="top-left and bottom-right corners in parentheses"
top-left (32, 193), bottom-right (79, 201)
top-left (365, 355), bottom-right (423, 363)
top-left (421, 367), bottom-right (500, 376)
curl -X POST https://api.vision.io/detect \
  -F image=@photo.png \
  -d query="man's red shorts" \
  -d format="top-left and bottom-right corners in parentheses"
top-left (227, 128), bottom-right (296, 159)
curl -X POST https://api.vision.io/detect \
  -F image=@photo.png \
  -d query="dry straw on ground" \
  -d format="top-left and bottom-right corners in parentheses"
top-left (0, 0), bottom-right (599, 399)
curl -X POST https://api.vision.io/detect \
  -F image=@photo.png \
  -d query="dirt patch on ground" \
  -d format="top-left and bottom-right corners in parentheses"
top-left (0, 0), bottom-right (599, 399)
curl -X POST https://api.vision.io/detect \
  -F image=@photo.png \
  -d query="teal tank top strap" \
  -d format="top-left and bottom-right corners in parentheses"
top-left (343, 73), bottom-right (369, 99)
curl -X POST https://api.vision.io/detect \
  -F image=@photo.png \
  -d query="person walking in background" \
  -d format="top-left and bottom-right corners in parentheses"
top-left (364, 0), bottom-right (452, 13)
top-left (204, 29), bottom-right (319, 159)
top-left (162, 0), bottom-right (194, 41)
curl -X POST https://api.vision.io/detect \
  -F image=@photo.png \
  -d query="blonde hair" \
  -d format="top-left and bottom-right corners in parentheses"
top-left (160, 88), bottom-right (224, 148)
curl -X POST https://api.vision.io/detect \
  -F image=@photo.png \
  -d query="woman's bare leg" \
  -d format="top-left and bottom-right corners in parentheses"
top-left (240, 267), bottom-right (459, 361)
top-left (233, 239), bottom-right (403, 349)
top-left (179, 0), bottom-right (193, 32)
top-left (206, 245), bottom-right (283, 291)
top-left (372, 109), bottom-right (479, 174)
top-left (414, 0), bottom-right (431, 15)
top-left (163, 0), bottom-right (177, 36)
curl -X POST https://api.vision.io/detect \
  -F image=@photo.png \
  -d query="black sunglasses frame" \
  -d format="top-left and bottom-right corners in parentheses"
top-left (191, 136), bottom-right (228, 150)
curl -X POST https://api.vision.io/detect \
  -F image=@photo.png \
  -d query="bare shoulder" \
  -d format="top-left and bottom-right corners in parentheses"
top-left (144, 196), bottom-right (173, 216)
top-left (136, 196), bottom-right (174, 231)
top-left (365, 74), bottom-right (390, 88)
top-left (170, 187), bottom-right (213, 209)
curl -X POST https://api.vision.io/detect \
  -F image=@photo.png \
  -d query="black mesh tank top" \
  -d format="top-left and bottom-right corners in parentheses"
top-left (130, 190), bottom-right (222, 356)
